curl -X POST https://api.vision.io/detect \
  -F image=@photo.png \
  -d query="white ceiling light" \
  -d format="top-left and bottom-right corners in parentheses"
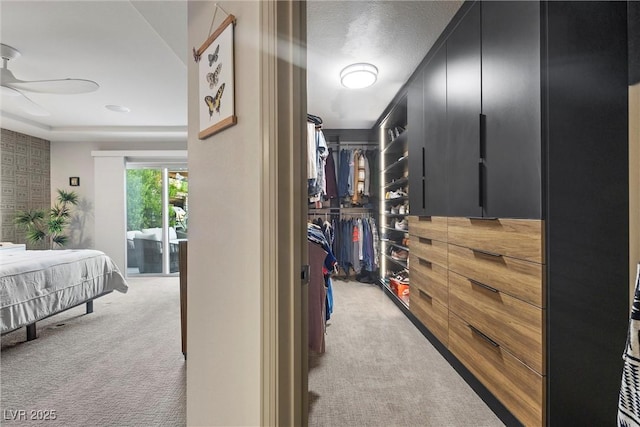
top-left (340, 63), bottom-right (378, 89)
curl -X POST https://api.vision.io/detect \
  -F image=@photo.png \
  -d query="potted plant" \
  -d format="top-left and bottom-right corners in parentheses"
top-left (14, 189), bottom-right (79, 249)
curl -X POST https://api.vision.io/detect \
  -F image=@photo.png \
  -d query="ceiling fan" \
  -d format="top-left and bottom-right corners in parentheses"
top-left (1, 43), bottom-right (99, 116)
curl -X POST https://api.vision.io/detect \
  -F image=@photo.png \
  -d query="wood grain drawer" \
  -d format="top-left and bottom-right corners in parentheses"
top-left (410, 287), bottom-right (448, 345)
top-left (409, 236), bottom-right (447, 267)
top-left (448, 312), bottom-right (544, 427)
top-left (410, 253), bottom-right (448, 306)
top-left (448, 243), bottom-right (544, 308)
top-left (447, 217), bottom-right (543, 264)
top-left (408, 216), bottom-right (447, 242)
top-left (449, 271), bottom-right (544, 374)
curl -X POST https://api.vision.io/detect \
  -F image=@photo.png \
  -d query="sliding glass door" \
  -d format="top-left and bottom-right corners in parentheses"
top-left (126, 165), bottom-right (188, 276)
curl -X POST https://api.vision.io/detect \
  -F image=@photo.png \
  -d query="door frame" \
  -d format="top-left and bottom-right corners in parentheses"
top-left (260, 0), bottom-right (308, 425)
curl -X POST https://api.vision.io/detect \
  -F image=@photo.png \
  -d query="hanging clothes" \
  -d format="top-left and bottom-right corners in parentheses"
top-left (324, 147), bottom-right (338, 199)
top-left (618, 264), bottom-right (640, 426)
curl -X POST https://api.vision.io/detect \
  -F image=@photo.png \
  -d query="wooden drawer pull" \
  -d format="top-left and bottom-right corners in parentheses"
top-left (468, 324), bottom-right (500, 348)
top-left (472, 248), bottom-right (503, 258)
top-left (418, 237), bottom-right (432, 245)
top-left (418, 289), bottom-right (432, 300)
top-left (418, 258), bottom-right (432, 267)
top-left (469, 279), bottom-right (499, 293)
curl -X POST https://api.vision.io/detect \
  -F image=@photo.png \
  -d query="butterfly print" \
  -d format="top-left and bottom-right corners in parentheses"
top-left (212, 83), bottom-right (225, 114)
top-left (208, 45), bottom-right (219, 67)
top-left (192, 47), bottom-right (201, 63)
top-left (205, 95), bottom-right (215, 118)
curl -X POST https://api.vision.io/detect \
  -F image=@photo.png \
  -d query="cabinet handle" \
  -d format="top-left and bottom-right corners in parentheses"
top-left (478, 162), bottom-right (484, 208)
top-left (421, 146), bottom-right (426, 176)
top-left (479, 113), bottom-right (486, 160)
top-left (418, 237), bottom-right (432, 245)
top-left (422, 179), bottom-right (426, 210)
top-left (466, 216), bottom-right (498, 221)
top-left (418, 258), bottom-right (432, 267)
top-left (471, 248), bottom-right (503, 258)
top-left (418, 289), bottom-right (432, 300)
top-left (468, 324), bottom-right (499, 348)
top-left (469, 279), bottom-right (499, 293)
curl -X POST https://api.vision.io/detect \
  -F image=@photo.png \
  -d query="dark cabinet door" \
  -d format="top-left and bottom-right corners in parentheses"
top-left (446, 2), bottom-right (482, 217)
top-left (408, 68), bottom-right (425, 216)
top-left (423, 44), bottom-right (448, 216)
top-left (482, 1), bottom-right (541, 219)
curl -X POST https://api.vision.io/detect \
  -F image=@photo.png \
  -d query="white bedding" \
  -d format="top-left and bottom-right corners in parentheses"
top-left (0, 249), bottom-right (128, 333)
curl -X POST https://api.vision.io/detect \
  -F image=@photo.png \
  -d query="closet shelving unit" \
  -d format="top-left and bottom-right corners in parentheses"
top-left (378, 98), bottom-right (410, 306)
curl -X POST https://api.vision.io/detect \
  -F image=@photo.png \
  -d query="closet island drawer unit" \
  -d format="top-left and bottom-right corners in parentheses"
top-left (410, 236), bottom-right (447, 267)
top-left (448, 271), bottom-right (544, 374)
top-left (448, 312), bottom-right (544, 427)
top-left (410, 286), bottom-right (449, 345)
top-left (408, 216), bottom-right (448, 242)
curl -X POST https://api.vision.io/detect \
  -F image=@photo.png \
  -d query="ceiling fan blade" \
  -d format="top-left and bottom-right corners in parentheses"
top-left (1, 86), bottom-right (50, 116)
top-left (7, 78), bottom-right (99, 94)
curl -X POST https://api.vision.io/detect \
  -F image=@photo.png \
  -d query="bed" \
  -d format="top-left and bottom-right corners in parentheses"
top-left (0, 249), bottom-right (128, 341)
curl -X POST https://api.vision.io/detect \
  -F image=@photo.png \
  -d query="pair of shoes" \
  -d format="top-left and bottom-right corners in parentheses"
top-left (386, 189), bottom-right (407, 199)
top-left (391, 248), bottom-right (408, 261)
top-left (395, 219), bottom-right (407, 230)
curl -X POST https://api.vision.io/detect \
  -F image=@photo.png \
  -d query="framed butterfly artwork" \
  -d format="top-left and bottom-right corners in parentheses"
top-left (195, 14), bottom-right (237, 139)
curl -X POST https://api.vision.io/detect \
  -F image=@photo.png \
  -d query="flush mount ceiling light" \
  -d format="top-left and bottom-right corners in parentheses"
top-left (340, 63), bottom-right (378, 89)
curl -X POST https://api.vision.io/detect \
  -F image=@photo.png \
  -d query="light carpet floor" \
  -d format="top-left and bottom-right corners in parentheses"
top-left (308, 280), bottom-right (505, 427)
top-left (1, 276), bottom-right (185, 427)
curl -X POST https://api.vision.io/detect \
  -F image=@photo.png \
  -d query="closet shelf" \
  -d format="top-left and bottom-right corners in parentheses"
top-left (381, 239), bottom-right (409, 252)
top-left (383, 156), bottom-right (408, 174)
top-left (380, 225), bottom-right (409, 233)
top-left (383, 213), bottom-right (409, 218)
top-left (384, 196), bottom-right (409, 203)
top-left (381, 132), bottom-right (408, 155)
top-left (381, 278), bottom-right (410, 308)
top-left (385, 254), bottom-right (408, 268)
top-left (383, 176), bottom-right (408, 190)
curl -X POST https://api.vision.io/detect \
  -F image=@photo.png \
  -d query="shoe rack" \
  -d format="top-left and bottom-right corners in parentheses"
top-left (379, 97), bottom-right (410, 306)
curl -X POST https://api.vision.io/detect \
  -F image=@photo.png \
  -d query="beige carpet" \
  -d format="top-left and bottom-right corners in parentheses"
top-left (308, 280), bottom-right (505, 427)
top-left (0, 277), bottom-right (185, 427)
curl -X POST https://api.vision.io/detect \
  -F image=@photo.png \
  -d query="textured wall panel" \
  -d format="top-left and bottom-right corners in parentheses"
top-left (0, 129), bottom-right (50, 246)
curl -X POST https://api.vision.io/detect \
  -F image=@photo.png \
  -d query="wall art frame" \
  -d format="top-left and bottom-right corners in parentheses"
top-left (195, 14), bottom-right (237, 139)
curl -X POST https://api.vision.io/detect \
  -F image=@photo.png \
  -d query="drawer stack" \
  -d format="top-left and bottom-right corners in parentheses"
top-left (407, 216), bottom-right (546, 426)
top-left (407, 216), bottom-right (449, 345)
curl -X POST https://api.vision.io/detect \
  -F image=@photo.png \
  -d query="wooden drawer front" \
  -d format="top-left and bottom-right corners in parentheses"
top-left (449, 312), bottom-right (544, 427)
top-left (410, 236), bottom-right (447, 267)
top-left (410, 253), bottom-right (448, 306)
top-left (447, 217), bottom-right (543, 264)
top-left (408, 216), bottom-right (447, 242)
top-left (448, 243), bottom-right (543, 308)
top-left (449, 271), bottom-right (544, 374)
top-left (410, 288), bottom-right (448, 345)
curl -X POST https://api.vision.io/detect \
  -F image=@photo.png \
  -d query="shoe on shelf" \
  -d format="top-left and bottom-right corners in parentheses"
top-left (388, 218), bottom-right (397, 229)
top-left (398, 204), bottom-right (406, 215)
top-left (391, 248), bottom-right (408, 261)
top-left (395, 219), bottom-right (408, 230)
top-left (387, 188), bottom-right (407, 199)
top-left (390, 205), bottom-right (399, 215)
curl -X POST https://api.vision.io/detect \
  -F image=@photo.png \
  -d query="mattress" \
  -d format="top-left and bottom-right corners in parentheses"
top-left (0, 249), bottom-right (128, 333)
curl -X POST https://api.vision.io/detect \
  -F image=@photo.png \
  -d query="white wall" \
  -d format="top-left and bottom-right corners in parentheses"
top-left (50, 140), bottom-right (186, 258)
top-left (187, 1), bottom-right (262, 425)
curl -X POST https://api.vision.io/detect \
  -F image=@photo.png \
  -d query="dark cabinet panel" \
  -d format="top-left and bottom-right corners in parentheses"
top-left (424, 44), bottom-right (448, 216)
top-left (408, 68), bottom-right (425, 216)
top-left (446, 2), bottom-right (482, 218)
top-left (482, 1), bottom-right (541, 219)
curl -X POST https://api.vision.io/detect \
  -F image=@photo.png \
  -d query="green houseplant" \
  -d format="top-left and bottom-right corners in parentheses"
top-left (14, 189), bottom-right (79, 249)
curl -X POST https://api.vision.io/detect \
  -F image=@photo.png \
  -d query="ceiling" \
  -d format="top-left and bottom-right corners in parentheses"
top-left (0, 1), bottom-right (461, 143)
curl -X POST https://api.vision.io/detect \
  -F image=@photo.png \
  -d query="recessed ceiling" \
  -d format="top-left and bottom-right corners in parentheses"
top-left (0, 1), bottom-right (461, 142)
